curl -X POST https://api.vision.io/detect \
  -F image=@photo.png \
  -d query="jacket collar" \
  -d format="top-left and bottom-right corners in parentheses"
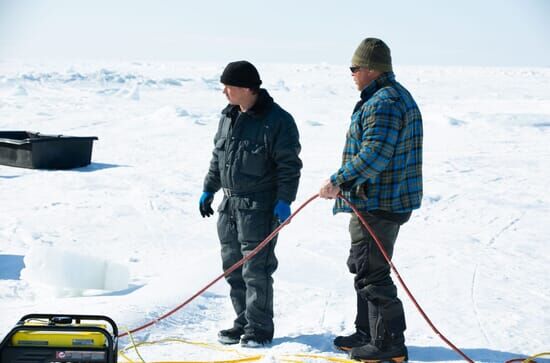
top-left (359, 72), bottom-right (395, 101)
top-left (353, 72), bottom-right (395, 114)
top-left (221, 88), bottom-right (274, 118)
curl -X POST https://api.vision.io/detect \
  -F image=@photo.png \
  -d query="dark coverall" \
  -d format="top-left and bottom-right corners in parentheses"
top-left (203, 89), bottom-right (302, 339)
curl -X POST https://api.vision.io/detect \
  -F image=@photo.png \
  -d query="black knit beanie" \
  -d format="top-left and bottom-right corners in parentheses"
top-left (220, 60), bottom-right (262, 88)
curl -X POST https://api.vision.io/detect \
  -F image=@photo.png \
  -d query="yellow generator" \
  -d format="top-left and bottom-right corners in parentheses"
top-left (0, 314), bottom-right (118, 363)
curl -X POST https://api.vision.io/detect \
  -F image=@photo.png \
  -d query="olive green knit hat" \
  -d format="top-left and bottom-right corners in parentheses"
top-left (351, 38), bottom-right (392, 72)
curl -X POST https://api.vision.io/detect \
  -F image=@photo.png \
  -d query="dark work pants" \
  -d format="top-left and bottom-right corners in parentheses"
top-left (217, 194), bottom-right (278, 339)
top-left (347, 212), bottom-right (406, 344)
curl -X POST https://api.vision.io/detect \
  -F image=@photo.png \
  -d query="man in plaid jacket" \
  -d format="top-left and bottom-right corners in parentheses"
top-left (319, 37), bottom-right (423, 362)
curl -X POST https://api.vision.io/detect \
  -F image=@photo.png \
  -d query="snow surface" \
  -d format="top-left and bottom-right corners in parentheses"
top-left (0, 60), bottom-right (549, 362)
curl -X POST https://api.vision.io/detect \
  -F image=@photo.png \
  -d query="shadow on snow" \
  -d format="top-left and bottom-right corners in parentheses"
top-left (73, 162), bottom-right (128, 172)
top-left (0, 254), bottom-right (25, 280)
top-left (271, 333), bottom-right (548, 363)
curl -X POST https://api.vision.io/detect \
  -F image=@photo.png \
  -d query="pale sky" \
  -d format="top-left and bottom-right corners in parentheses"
top-left (0, 0), bottom-right (548, 67)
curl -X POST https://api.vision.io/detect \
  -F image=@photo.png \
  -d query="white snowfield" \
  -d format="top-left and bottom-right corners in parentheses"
top-left (0, 61), bottom-right (549, 363)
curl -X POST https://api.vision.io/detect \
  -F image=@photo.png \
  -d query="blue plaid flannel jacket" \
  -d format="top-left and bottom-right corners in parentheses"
top-left (331, 72), bottom-right (423, 214)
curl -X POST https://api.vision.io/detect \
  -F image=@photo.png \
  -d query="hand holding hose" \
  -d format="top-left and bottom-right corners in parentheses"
top-left (319, 179), bottom-right (341, 199)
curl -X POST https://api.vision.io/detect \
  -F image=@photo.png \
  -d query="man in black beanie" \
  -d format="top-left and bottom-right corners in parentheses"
top-left (200, 60), bottom-right (302, 347)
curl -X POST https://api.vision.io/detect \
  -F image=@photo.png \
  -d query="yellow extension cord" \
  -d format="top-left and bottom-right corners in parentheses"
top-left (118, 330), bottom-right (359, 363)
top-left (119, 332), bottom-right (263, 363)
top-left (517, 352), bottom-right (550, 363)
top-left (279, 353), bottom-right (359, 363)
top-left (119, 329), bottom-right (548, 363)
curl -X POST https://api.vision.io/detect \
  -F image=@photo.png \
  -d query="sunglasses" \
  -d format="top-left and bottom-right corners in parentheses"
top-left (350, 66), bottom-right (362, 73)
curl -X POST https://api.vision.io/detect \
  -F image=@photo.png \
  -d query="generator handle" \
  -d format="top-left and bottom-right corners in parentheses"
top-left (17, 314), bottom-right (119, 337)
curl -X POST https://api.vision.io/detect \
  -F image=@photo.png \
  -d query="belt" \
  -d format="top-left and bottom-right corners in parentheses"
top-left (223, 188), bottom-right (239, 197)
top-left (222, 187), bottom-right (275, 197)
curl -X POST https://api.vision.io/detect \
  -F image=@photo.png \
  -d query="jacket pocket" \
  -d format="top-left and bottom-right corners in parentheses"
top-left (239, 141), bottom-right (267, 177)
top-left (216, 138), bottom-right (226, 149)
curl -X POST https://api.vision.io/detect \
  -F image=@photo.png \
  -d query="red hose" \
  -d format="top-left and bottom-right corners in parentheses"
top-left (118, 194), bottom-right (319, 338)
top-left (338, 194), bottom-right (474, 362)
top-left (118, 193), bottom-right (475, 363)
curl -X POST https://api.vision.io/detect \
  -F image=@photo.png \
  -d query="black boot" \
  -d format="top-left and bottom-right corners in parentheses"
top-left (349, 301), bottom-right (407, 362)
top-left (334, 293), bottom-right (371, 351)
top-left (349, 334), bottom-right (407, 362)
top-left (217, 326), bottom-right (244, 345)
top-left (333, 328), bottom-right (371, 351)
top-left (239, 330), bottom-right (272, 348)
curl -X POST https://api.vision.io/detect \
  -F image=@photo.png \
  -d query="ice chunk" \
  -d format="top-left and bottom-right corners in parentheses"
top-left (176, 107), bottom-right (189, 117)
top-left (12, 84), bottom-right (28, 96)
top-left (127, 84), bottom-right (140, 100)
top-left (104, 260), bottom-right (130, 291)
top-left (114, 84), bottom-right (140, 100)
top-left (20, 246), bottom-right (129, 293)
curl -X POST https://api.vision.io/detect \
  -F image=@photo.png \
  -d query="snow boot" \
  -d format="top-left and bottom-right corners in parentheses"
top-left (217, 327), bottom-right (244, 345)
top-left (239, 331), bottom-right (272, 347)
top-left (335, 292), bottom-right (372, 351)
top-left (349, 338), bottom-right (408, 362)
top-left (333, 328), bottom-right (371, 351)
top-left (349, 299), bottom-right (407, 362)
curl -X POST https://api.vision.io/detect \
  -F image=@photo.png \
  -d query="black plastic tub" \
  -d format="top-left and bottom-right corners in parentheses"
top-left (0, 131), bottom-right (98, 169)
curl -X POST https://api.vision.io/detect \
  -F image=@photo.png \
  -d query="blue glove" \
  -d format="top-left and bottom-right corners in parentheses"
top-left (273, 200), bottom-right (291, 223)
top-left (199, 192), bottom-right (214, 218)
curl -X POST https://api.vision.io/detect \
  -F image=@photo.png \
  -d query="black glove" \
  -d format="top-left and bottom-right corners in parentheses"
top-left (199, 192), bottom-right (214, 218)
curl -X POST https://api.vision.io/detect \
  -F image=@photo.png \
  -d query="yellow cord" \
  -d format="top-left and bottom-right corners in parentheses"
top-left (279, 353), bottom-right (357, 363)
top-left (523, 352), bottom-right (550, 363)
top-left (123, 327), bottom-right (147, 363)
top-left (118, 337), bottom-right (263, 363)
top-left (117, 334), bottom-right (548, 363)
